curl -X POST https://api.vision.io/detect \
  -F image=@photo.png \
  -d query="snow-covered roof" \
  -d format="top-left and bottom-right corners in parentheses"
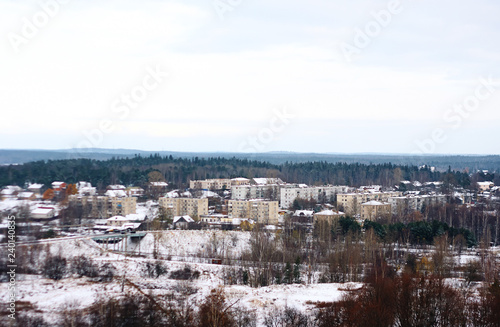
top-left (18, 192), bottom-right (34, 198)
top-left (28, 183), bottom-right (44, 190)
top-left (105, 190), bottom-right (127, 198)
top-left (231, 177), bottom-right (250, 181)
top-left (1, 189), bottom-right (16, 195)
top-left (362, 200), bottom-right (389, 206)
top-left (1, 186), bottom-right (22, 195)
top-left (423, 182), bottom-right (443, 187)
top-left (150, 182), bottom-right (169, 187)
top-left (125, 213), bottom-right (147, 221)
top-left (165, 190), bottom-right (192, 198)
top-left (121, 223), bottom-right (141, 229)
top-left (294, 210), bottom-right (314, 217)
top-left (107, 184), bottom-right (126, 190)
top-left (106, 216), bottom-right (130, 222)
top-left (253, 178), bottom-right (269, 185)
top-left (31, 207), bottom-right (55, 215)
top-left (252, 178), bottom-right (283, 185)
top-left (165, 190), bottom-right (179, 198)
top-left (77, 181), bottom-right (92, 188)
top-left (173, 215), bottom-right (194, 223)
top-left (315, 210), bottom-right (345, 216)
top-left (200, 190), bottom-right (220, 198)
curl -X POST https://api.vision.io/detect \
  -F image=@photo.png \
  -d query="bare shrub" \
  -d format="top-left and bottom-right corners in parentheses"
top-left (263, 306), bottom-right (312, 327)
top-left (71, 255), bottom-right (99, 278)
top-left (142, 260), bottom-right (168, 279)
top-left (98, 263), bottom-right (115, 282)
top-left (169, 266), bottom-right (200, 280)
top-left (198, 288), bottom-right (237, 327)
top-left (43, 254), bottom-right (67, 280)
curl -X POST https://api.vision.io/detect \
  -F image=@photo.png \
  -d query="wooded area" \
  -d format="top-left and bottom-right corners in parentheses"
top-left (0, 154), bottom-right (474, 189)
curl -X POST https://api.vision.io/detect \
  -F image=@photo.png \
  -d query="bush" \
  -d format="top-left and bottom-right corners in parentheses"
top-left (43, 255), bottom-right (67, 280)
top-left (169, 266), bottom-right (200, 280)
top-left (198, 288), bottom-right (236, 327)
top-left (143, 260), bottom-right (168, 279)
top-left (98, 263), bottom-right (115, 282)
top-left (264, 306), bottom-right (312, 327)
top-left (71, 255), bottom-right (98, 278)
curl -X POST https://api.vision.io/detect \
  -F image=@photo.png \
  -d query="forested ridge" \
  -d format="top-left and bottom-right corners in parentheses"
top-left (0, 154), bottom-right (472, 189)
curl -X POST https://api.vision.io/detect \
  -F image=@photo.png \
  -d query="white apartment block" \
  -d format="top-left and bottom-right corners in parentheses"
top-left (159, 197), bottom-right (208, 219)
top-left (189, 178), bottom-right (250, 190)
top-left (228, 199), bottom-right (279, 225)
top-left (280, 185), bottom-right (352, 209)
top-left (231, 184), bottom-right (280, 201)
top-left (337, 191), bottom-right (401, 216)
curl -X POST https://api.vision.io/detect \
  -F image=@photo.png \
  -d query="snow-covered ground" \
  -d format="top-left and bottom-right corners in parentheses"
top-left (0, 231), bottom-right (358, 326)
top-left (3, 231), bottom-right (498, 325)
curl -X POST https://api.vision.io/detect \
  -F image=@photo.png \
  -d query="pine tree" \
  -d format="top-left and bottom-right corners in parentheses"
top-left (293, 257), bottom-right (301, 284)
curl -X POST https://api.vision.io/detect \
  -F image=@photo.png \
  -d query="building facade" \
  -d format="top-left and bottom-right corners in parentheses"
top-left (159, 197), bottom-right (208, 219)
top-left (190, 178), bottom-right (251, 190)
top-left (361, 201), bottom-right (392, 221)
top-left (69, 195), bottom-right (137, 218)
top-left (281, 185), bottom-right (352, 209)
top-left (337, 191), bottom-right (401, 216)
top-left (231, 184), bottom-right (280, 201)
top-left (228, 199), bottom-right (279, 224)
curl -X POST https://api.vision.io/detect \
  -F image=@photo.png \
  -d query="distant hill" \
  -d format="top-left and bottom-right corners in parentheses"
top-left (1, 148), bottom-right (499, 172)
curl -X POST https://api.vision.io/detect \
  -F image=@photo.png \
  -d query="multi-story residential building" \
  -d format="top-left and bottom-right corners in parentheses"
top-left (337, 191), bottom-right (401, 216)
top-left (159, 197), bottom-right (208, 219)
top-left (388, 194), bottom-right (447, 216)
top-left (189, 177), bottom-right (251, 189)
top-left (228, 199), bottom-right (279, 224)
top-left (361, 201), bottom-right (392, 221)
top-left (190, 179), bottom-right (229, 190)
top-left (231, 184), bottom-right (281, 201)
top-left (280, 185), bottom-right (352, 209)
top-left (68, 194), bottom-right (137, 218)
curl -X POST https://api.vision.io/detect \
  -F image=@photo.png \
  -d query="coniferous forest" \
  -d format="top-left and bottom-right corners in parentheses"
top-left (0, 154), bottom-right (475, 190)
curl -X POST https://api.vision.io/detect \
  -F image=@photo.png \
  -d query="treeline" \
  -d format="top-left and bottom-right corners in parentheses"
top-left (363, 219), bottom-right (476, 247)
top-left (0, 154), bottom-right (472, 189)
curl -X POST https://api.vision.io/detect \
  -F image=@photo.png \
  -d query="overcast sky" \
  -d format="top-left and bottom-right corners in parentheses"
top-left (1, 0), bottom-right (500, 154)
